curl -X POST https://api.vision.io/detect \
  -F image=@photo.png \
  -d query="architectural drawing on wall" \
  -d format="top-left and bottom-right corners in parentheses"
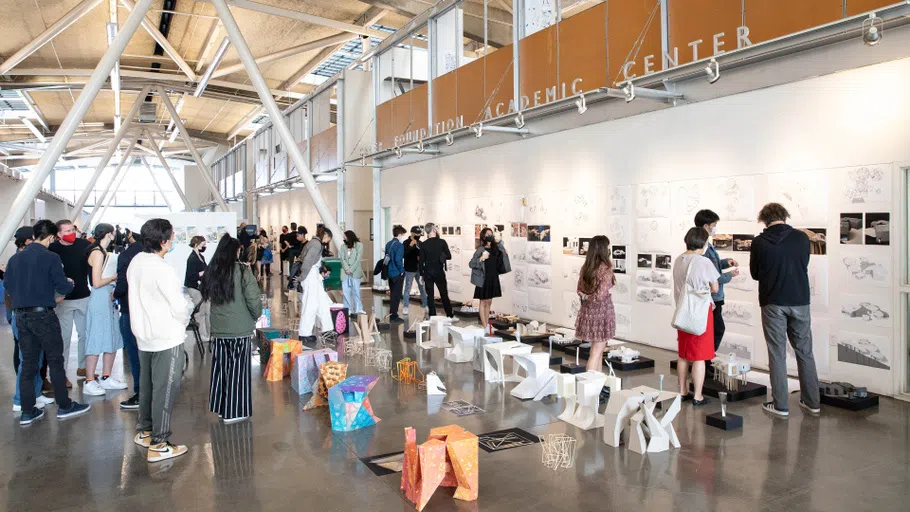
top-left (513, 291), bottom-right (529, 315)
top-left (526, 242), bottom-right (552, 265)
top-left (636, 218), bottom-right (670, 253)
top-left (513, 264), bottom-right (528, 292)
top-left (564, 291), bottom-right (581, 324)
top-left (722, 301), bottom-right (756, 326)
top-left (726, 271), bottom-right (756, 292)
top-left (635, 270), bottom-right (672, 289)
top-left (562, 258), bottom-right (583, 282)
top-left (635, 287), bottom-right (672, 306)
top-left (836, 331), bottom-right (890, 370)
top-left (636, 182), bottom-right (670, 218)
top-left (839, 294), bottom-right (892, 328)
top-left (840, 253), bottom-right (890, 288)
top-left (714, 176), bottom-right (755, 221)
top-left (606, 216), bottom-right (630, 245)
top-left (527, 265), bottom-right (553, 289)
top-left (612, 275), bottom-right (632, 304)
top-left (528, 288), bottom-right (552, 313)
top-left (413, 204), bottom-right (427, 226)
top-left (610, 186), bottom-right (631, 216)
top-left (717, 332), bottom-right (754, 361)
top-left (842, 165), bottom-right (890, 205)
top-left (527, 193), bottom-right (553, 220)
top-left (808, 257), bottom-right (829, 313)
top-left (615, 304), bottom-right (632, 335)
top-left (765, 170), bottom-right (829, 224)
top-left (563, 190), bottom-right (598, 233)
top-left (448, 279), bottom-right (463, 296)
top-left (467, 197), bottom-right (490, 222)
top-left (671, 180), bottom-right (705, 217)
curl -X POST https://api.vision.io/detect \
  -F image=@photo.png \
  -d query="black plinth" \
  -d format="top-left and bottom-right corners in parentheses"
top-left (556, 342), bottom-right (582, 354)
top-left (377, 322), bottom-right (390, 331)
top-left (454, 310), bottom-right (478, 318)
top-left (494, 329), bottom-right (517, 340)
top-left (820, 393), bottom-right (880, 411)
top-left (607, 356), bottom-right (655, 371)
top-left (549, 355), bottom-right (563, 366)
top-left (692, 379), bottom-right (767, 402)
top-left (706, 412), bottom-right (743, 430)
top-left (371, 287), bottom-right (388, 295)
top-left (670, 360), bottom-right (677, 370)
top-left (560, 363), bottom-right (586, 374)
top-left (490, 319), bottom-right (517, 330)
top-left (403, 330), bottom-right (416, 339)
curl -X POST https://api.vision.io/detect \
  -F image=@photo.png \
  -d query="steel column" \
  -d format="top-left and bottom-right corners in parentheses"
top-left (144, 129), bottom-right (194, 211)
top-left (0, 0), bottom-right (154, 251)
top-left (210, 0), bottom-right (345, 254)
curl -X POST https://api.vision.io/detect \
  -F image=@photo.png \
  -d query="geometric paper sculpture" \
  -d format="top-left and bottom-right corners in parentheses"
top-left (328, 375), bottom-right (380, 432)
top-left (445, 325), bottom-right (486, 363)
top-left (540, 434), bottom-right (577, 471)
top-left (557, 371), bottom-right (607, 430)
top-left (401, 425), bottom-right (479, 511)
top-left (330, 305), bottom-right (349, 335)
top-left (483, 341), bottom-right (533, 384)
top-left (603, 385), bottom-right (681, 454)
top-left (303, 361), bottom-right (348, 410)
top-left (291, 348), bottom-right (338, 395)
top-left (418, 316), bottom-right (455, 349)
top-left (392, 357), bottom-right (425, 385)
top-left (510, 352), bottom-right (558, 401)
top-left (473, 336), bottom-right (502, 373)
top-left (425, 372), bottom-right (447, 396)
top-left (264, 338), bottom-right (304, 382)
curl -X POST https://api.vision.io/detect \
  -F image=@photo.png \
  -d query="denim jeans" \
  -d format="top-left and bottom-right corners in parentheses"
top-left (12, 315), bottom-right (43, 407)
top-left (342, 275), bottom-right (364, 314)
top-left (403, 271), bottom-right (427, 309)
top-left (119, 312), bottom-right (141, 393)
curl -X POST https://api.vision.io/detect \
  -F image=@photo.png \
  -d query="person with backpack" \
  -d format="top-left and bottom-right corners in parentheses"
top-left (384, 226), bottom-right (407, 323)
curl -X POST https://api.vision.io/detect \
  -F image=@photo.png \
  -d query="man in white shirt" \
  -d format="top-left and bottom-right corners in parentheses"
top-left (127, 218), bottom-right (190, 463)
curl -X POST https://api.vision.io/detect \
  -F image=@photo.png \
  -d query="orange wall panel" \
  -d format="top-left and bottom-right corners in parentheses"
top-left (668, 0), bottom-right (742, 65)
top-left (519, 25), bottom-right (558, 107)
top-left (745, 0), bottom-right (841, 42)
top-left (846, 0), bottom-right (899, 16)
top-left (410, 83), bottom-right (429, 136)
top-left (607, 0), bottom-right (663, 83)
top-left (432, 70), bottom-right (458, 131)
top-left (375, 100), bottom-right (392, 151)
top-left (455, 58), bottom-right (486, 126)
top-left (485, 45), bottom-right (515, 118)
top-left (559, 2), bottom-right (608, 92)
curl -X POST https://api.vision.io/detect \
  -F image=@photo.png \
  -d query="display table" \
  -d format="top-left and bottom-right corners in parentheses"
top-left (483, 341), bottom-right (533, 384)
top-left (291, 348), bottom-right (338, 394)
top-left (473, 336), bottom-right (502, 373)
top-left (264, 338), bottom-right (304, 382)
top-left (328, 375), bottom-right (380, 432)
top-left (603, 385), bottom-right (681, 454)
top-left (445, 326), bottom-right (486, 363)
top-left (556, 371), bottom-right (606, 430)
top-left (417, 316), bottom-right (455, 349)
top-left (510, 352), bottom-right (558, 400)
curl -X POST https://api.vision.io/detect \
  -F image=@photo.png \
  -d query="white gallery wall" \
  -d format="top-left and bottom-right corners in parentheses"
top-left (257, 182), bottom-right (338, 240)
top-left (381, 56), bottom-right (909, 395)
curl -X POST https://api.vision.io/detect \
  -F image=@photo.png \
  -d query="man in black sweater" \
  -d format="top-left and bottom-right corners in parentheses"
top-left (419, 223), bottom-right (454, 318)
top-left (113, 230), bottom-right (144, 410)
top-left (49, 219), bottom-right (92, 380)
top-left (403, 226), bottom-right (428, 315)
top-left (750, 202), bottom-right (820, 418)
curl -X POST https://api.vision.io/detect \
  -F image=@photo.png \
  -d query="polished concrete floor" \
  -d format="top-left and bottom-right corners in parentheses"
top-left (1, 274), bottom-right (909, 512)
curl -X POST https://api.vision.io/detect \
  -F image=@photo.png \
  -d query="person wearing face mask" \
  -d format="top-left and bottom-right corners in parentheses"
top-left (384, 225), bottom-right (408, 323)
top-left (113, 228), bottom-right (144, 409)
top-left (297, 228), bottom-right (335, 342)
top-left (128, 218), bottom-right (191, 462)
top-left (469, 227), bottom-right (510, 327)
top-left (402, 226), bottom-right (428, 315)
top-left (49, 219), bottom-right (92, 384)
top-left (82, 223), bottom-right (126, 396)
top-left (694, 210), bottom-right (740, 351)
top-left (185, 236), bottom-right (210, 344)
top-left (672, 227), bottom-right (720, 406)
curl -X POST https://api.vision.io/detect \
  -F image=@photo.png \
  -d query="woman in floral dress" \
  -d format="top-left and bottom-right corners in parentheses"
top-left (574, 235), bottom-right (616, 372)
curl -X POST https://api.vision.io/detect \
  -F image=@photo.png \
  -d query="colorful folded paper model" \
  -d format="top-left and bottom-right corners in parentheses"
top-left (391, 357), bottom-right (425, 385)
top-left (328, 375), bottom-right (380, 431)
top-left (401, 425), bottom-right (479, 511)
top-left (291, 348), bottom-right (338, 394)
top-left (303, 361), bottom-right (348, 410)
top-left (264, 338), bottom-right (304, 382)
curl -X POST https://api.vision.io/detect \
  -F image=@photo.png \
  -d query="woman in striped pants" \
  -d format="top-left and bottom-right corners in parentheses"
top-left (201, 235), bottom-right (262, 423)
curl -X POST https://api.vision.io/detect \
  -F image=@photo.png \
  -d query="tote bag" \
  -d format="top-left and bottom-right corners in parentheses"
top-left (671, 256), bottom-right (713, 336)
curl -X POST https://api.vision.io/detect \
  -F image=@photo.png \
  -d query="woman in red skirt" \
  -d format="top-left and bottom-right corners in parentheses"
top-left (574, 236), bottom-right (616, 372)
top-left (673, 228), bottom-right (720, 406)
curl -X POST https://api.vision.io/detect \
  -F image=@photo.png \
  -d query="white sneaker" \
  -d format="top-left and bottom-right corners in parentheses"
top-left (99, 377), bottom-right (128, 390)
top-left (12, 404), bottom-right (20, 412)
top-left (83, 380), bottom-right (106, 396)
top-left (37, 395), bottom-right (55, 408)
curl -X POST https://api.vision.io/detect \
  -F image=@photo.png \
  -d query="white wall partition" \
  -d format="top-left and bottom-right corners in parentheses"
top-left (257, 183), bottom-right (339, 240)
top-left (381, 56), bottom-right (910, 395)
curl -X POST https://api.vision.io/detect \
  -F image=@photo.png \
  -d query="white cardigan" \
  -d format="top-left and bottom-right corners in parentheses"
top-left (127, 252), bottom-right (190, 352)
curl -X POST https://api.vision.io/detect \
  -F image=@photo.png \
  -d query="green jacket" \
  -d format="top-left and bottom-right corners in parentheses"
top-left (341, 241), bottom-right (364, 280)
top-left (209, 263), bottom-right (261, 339)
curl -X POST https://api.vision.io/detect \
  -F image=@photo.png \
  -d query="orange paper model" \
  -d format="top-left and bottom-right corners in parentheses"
top-left (401, 425), bottom-right (479, 511)
top-left (264, 338), bottom-right (304, 381)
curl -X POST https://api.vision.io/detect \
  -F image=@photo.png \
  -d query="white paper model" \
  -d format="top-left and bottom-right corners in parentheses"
top-left (711, 354), bottom-right (752, 391)
top-left (425, 372), bottom-right (447, 395)
top-left (510, 353), bottom-right (559, 400)
top-left (557, 371), bottom-right (607, 430)
top-left (603, 386), bottom-right (681, 454)
top-left (608, 346), bottom-right (640, 363)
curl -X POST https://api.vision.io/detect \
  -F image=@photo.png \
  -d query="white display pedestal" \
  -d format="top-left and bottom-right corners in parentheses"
top-left (556, 371), bottom-right (607, 430)
top-left (483, 341), bottom-right (533, 384)
top-left (510, 352), bottom-right (558, 401)
top-left (603, 385), bottom-right (681, 454)
top-left (445, 326), bottom-right (485, 363)
top-left (474, 336), bottom-right (502, 373)
top-left (418, 316), bottom-right (454, 349)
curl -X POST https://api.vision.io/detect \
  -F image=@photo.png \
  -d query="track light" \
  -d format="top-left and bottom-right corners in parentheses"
top-left (705, 58), bottom-right (720, 84)
top-left (863, 13), bottom-right (883, 46)
top-left (575, 93), bottom-right (588, 114)
top-left (622, 83), bottom-right (635, 103)
top-left (514, 111), bottom-right (525, 129)
top-left (472, 123), bottom-right (483, 138)
top-left (445, 132), bottom-right (454, 146)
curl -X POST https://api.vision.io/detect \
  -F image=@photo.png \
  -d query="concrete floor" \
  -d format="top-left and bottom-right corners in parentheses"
top-left (1, 274), bottom-right (909, 512)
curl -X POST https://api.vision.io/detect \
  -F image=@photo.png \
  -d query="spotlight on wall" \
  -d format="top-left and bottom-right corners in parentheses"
top-left (514, 111), bottom-right (525, 129)
top-left (445, 132), bottom-right (454, 146)
top-left (622, 83), bottom-right (635, 103)
top-left (575, 93), bottom-right (588, 114)
top-left (472, 123), bottom-right (483, 138)
top-left (394, 145), bottom-right (402, 158)
top-left (863, 13), bottom-right (883, 46)
top-left (705, 58), bottom-right (720, 84)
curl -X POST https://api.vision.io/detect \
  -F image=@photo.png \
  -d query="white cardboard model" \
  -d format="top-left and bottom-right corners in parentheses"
top-left (557, 371), bottom-right (607, 430)
top-left (483, 341), bottom-right (533, 384)
top-left (607, 346), bottom-right (641, 363)
top-left (603, 385), bottom-right (681, 454)
top-left (510, 352), bottom-right (559, 401)
top-left (418, 316), bottom-right (455, 349)
top-left (473, 336), bottom-right (502, 373)
top-left (445, 325), bottom-right (486, 363)
top-left (712, 354), bottom-right (752, 391)
top-left (425, 372), bottom-right (447, 396)
top-left (604, 363), bottom-right (622, 394)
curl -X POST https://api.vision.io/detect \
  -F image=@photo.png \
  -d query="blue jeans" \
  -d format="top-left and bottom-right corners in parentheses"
top-left (403, 271), bottom-right (427, 309)
top-left (12, 315), bottom-right (44, 407)
top-left (119, 312), bottom-right (141, 393)
top-left (342, 275), bottom-right (364, 314)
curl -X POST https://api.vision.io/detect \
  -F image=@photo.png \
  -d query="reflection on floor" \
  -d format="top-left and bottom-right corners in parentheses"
top-left (0, 273), bottom-right (908, 511)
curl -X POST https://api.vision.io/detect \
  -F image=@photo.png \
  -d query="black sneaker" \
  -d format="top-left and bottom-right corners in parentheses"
top-left (57, 401), bottom-right (91, 420)
top-left (120, 393), bottom-right (140, 410)
top-left (692, 397), bottom-right (711, 407)
top-left (390, 316), bottom-right (405, 323)
top-left (20, 408), bottom-right (45, 426)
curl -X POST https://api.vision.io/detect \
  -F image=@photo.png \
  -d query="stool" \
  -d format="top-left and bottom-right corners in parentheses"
top-left (264, 338), bottom-right (304, 381)
top-left (483, 341), bottom-right (533, 385)
top-left (328, 376), bottom-right (380, 432)
top-left (291, 348), bottom-right (338, 394)
top-left (473, 336), bottom-right (502, 373)
top-left (557, 371), bottom-right (607, 430)
top-left (445, 326), bottom-right (485, 363)
top-left (510, 352), bottom-right (558, 401)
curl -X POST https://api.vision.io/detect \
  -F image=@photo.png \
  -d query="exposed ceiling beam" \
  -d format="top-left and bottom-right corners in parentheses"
top-left (199, 0), bottom-right (390, 39)
top-left (212, 32), bottom-right (358, 79)
top-left (194, 20), bottom-right (222, 73)
top-left (227, 105), bottom-right (263, 140)
top-left (0, 0), bottom-right (105, 75)
top-left (18, 117), bottom-right (46, 142)
top-left (119, 0), bottom-right (197, 81)
top-left (17, 91), bottom-right (49, 130)
top-left (195, 36), bottom-right (230, 95)
top-left (357, 0), bottom-right (511, 47)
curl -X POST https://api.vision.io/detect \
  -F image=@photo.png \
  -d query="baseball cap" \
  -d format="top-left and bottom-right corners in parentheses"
top-left (14, 226), bottom-right (33, 242)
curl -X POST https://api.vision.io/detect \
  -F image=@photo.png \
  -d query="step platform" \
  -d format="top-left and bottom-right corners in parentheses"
top-left (820, 393), bottom-right (880, 411)
top-left (606, 356), bottom-right (655, 371)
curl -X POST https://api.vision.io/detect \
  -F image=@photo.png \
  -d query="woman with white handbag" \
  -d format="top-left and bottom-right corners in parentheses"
top-left (672, 227), bottom-right (720, 406)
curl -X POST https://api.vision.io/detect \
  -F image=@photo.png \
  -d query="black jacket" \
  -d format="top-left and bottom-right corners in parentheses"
top-left (419, 237), bottom-right (451, 278)
top-left (404, 237), bottom-right (421, 273)
top-left (113, 242), bottom-right (143, 313)
top-left (184, 251), bottom-right (207, 290)
top-left (750, 224), bottom-right (810, 307)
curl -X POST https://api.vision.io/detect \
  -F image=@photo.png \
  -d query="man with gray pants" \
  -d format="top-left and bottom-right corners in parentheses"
top-left (750, 202), bottom-right (820, 418)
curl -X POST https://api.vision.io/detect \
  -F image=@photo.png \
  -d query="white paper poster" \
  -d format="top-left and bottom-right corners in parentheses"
top-left (562, 189), bottom-right (599, 234)
top-left (527, 264), bottom-right (553, 289)
top-left (609, 185), bottom-right (631, 216)
top-left (835, 330), bottom-right (890, 370)
top-left (722, 300), bottom-right (758, 326)
top-left (635, 286), bottom-right (672, 306)
top-left (513, 263), bottom-right (528, 292)
top-left (671, 179), bottom-right (708, 218)
top-left (808, 257), bottom-right (829, 314)
top-left (765, 170), bottom-right (829, 225)
top-left (717, 332), bottom-right (754, 360)
top-left (839, 293), bottom-right (892, 329)
top-left (512, 290), bottom-right (529, 316)
top-left (713, 175), bottom-right (755, 222)
top-left (615, 304), bottom-right (632, 335)
top-left (635, 269), bottom-right (672, 289)
top-left (840, 165), bottom-right (890, 206)
top-left (528, 288), bottom-right (552, 313)
top-left (612, 274), bottom-right (632, 304)
top-left (636, 218), bottom-right (671, 253)
top-left (564, 291), bottom-right (581, 324)
top-left (606, 216), bottom-right (630, 245)
top-left (636, 182), bottom-right (670, 218)
top-left (525, 241), bottom-right (552, 265)
top-left (838, 251), bottom-right (891, 288)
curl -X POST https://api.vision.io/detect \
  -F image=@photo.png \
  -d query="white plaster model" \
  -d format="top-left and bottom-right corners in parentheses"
top-left (603, 385), bottom-right (681, 454)
top-left (604, 363), bottom-right (621, 395)
top-left (483, 341), bottom-right (533, 384)
top-left (445, 325), bottom-right (485, 363)
top-left (712, 354), bottom-right (752, 391)
top-left (419, 316), bottom-right (455, 349)
top-left (473, 336), bottom-right (502, 373)
top-left (607, 346), bottom-right (641, 363)
top-left (557, 371), bottom-right (607, 430)
top-left (425, 372), bottom-right (447, 396)
top-left (510, 352), bottom-right (558, 401)
top-left (415, 321), bottom-right (432, 349)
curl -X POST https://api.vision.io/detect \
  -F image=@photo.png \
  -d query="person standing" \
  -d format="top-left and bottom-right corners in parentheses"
top-left (402, 226), bottom-right (428, 316)
top-left (750, 203), bottom-right (820, 418)
top-left (289, 223), bottom-right (305, 264)
top-left (202, 235), bottom-right (259, 423)
top-left (420, 223), bottom-right (454, 318)
top-left (113, 229), bottom-right (144, 409)
top-left (694, 210), bottom-right (741, 351)
top-left (49, 219), bottom-right (91, 382)
top-left (237, 222), bottom-right (251, 249)
top-left (385, 225), bottom-right (407, 323)
top-left (4, 220), bottom-right (91, 426)
top-left (128, 218), bottom-right (191, 462)
top-left (672, 228), bottom-right (720, 406)
top-left (278, 226), bottom-right (291, 276)
top-left (297, 229), bottom-right (335, 341)
top-left (82, 224), bottom-right (127, 396)
top-left (340, 230), bottom-right (366, 315)
top-left (469, 227), bottom-right (509, 327)
top-left (259, 235), bottom-right (273, 278)
top-left (184, 236), bottom-right (210, 343)
top-left (574, 236), bottom-right (617, 373)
